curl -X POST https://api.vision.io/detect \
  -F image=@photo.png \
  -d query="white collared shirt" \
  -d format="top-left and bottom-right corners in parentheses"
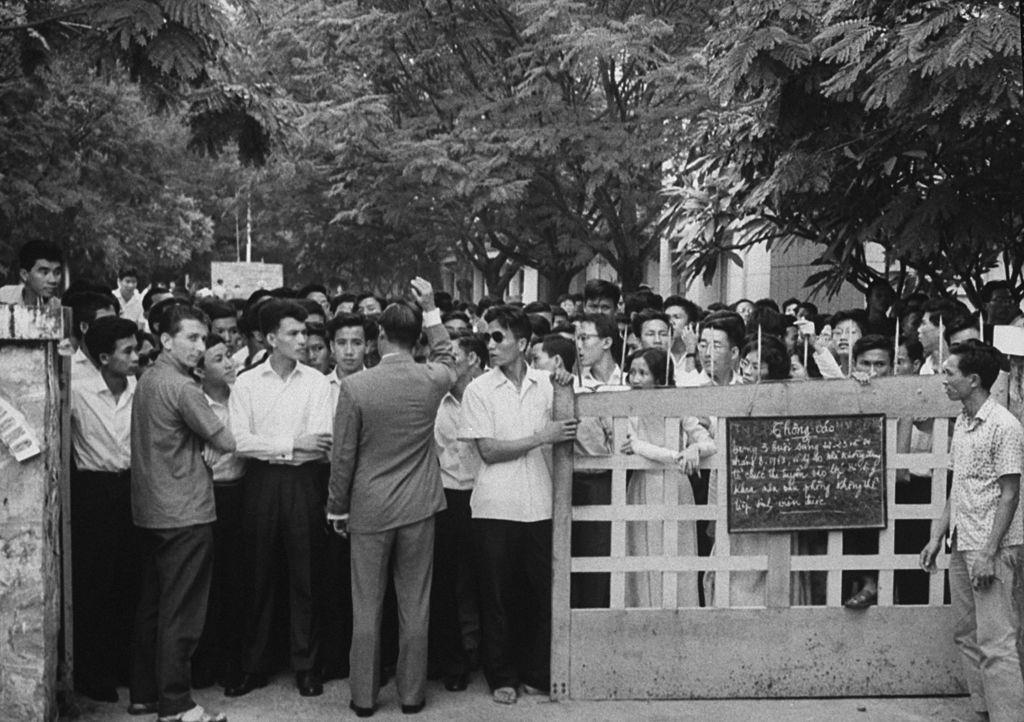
top-left (70, 372), bottom-right (134, 472)
top-left (460, 365), bottom-right (554, 521)
top-left (205, 394), bottom-right (246, 482)
top-left (329, 366), bottom-right (366, 410)
top-left (575, 364), bottom-right (623, 457)
top-left (229, 359), bottom-right (333, 464)
top-left (112, 288), bottom-right (145, 326)
top-left (71, 347), bottom-right (100, 382)
top-left (435, 392), bottom-right (480, 491)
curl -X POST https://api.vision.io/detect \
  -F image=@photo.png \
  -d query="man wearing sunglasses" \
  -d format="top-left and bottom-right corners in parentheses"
top-left (459, 305), bottom-right (577, 706)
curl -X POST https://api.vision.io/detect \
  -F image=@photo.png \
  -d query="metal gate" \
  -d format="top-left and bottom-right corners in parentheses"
top-left (550, 374), bottom-right (974, 699)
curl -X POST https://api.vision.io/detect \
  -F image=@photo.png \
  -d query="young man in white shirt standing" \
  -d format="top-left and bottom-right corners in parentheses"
top-left (227, 299), bottom-right (334, 699)
top-left (429, 330), bottom-right (485, 691)
top-left (69, 316), bottom-right (140, 702)
top-left (460, 305), bottom-right (577, 705)
top-left (192, 334), bottom-right (246, 688)
top-left (112, 268), bottom-right (145, 327)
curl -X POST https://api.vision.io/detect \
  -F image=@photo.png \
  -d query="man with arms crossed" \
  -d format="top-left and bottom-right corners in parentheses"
top-left (130, 305), bottom-right (234, 722)
top-left (460, 305), bottom-right (577, 705)
top-left (328, 278), bottom-right (455, 717)
top-left (227, 299), bottom-right (334, 699)
top-left (921, 340), bottom-right (1024, 722)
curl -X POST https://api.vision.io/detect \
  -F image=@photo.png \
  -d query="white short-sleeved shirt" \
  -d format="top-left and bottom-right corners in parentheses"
top-left (70, 372), bottom-right (134, 472)
top-left (459, 366), bottom-right (554, 522)
top-left (435, 392), bottom-right (480, 492)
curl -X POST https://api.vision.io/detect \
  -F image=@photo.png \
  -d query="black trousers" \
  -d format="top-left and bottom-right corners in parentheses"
top-left (428, 489), bottom-right (474, 677)
top-left (70, 469), bottom-right (136, 690)
top-left (241, 461), bottom-right (323, 674)
top-left (571, 471), bottom-right (611, 608)
top-left (474, 519), bottom-right (551, 692)
top-left (194, 481), bottom-right (245, 681)
top-left (130, 523), bottom-right (214, 717)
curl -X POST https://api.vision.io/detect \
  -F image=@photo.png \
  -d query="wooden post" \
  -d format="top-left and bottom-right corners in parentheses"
top-left (549, 382), bottom-right (575, 701)
top-left (0, 304), bottom-right (68, 722)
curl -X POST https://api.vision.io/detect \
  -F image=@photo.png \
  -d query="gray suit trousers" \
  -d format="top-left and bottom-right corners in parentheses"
top-left (349, 516), bottom-right (435, 708)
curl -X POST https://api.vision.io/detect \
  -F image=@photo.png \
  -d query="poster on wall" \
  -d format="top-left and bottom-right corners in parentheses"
top-left (210, 262), bottom-right (284, 300)
top-left (0, 396), bottom-right (41, 462)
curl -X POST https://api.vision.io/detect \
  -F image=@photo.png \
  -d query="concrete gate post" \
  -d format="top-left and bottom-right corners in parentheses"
top-left (0, 304), bottom-right (68, 721)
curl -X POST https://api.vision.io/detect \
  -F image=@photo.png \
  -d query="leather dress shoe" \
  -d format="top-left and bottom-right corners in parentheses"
top-left (223, 673), bottom-right (267, 697)
top-left (443, 673), bottom-right (469, 692)
top-left (349, 700), bottom-right (375, 717)
top-left (401, 700), bottom-right (426, 714)
top-left (296, 670), bottom-right (323, 697)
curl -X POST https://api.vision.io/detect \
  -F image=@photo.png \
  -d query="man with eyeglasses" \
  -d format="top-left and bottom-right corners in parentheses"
top-left (459, 305), bottom-right (577, 705)
top-left (572, 313), bottom-right (623, 608)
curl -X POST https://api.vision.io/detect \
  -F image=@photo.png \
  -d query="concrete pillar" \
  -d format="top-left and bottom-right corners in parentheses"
top-left (522, 267), bottom-right (539, 304)
top-left (0, 304), bottom-right (67, 722)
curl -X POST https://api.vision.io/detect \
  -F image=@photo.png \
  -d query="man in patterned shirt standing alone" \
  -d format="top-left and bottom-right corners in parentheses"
top-left (921, 340), bottom-right (1024, 722)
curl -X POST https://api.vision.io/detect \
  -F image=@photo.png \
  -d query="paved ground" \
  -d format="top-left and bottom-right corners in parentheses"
top-left (63, 674), bottom-right (977, 721)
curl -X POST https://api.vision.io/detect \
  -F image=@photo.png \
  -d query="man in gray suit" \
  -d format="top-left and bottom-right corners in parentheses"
top-left (328, 278), bottom-right (455, 717)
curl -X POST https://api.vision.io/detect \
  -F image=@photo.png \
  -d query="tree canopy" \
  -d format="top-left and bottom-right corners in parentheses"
top-left (663, 0), bottom-right (1023, 304)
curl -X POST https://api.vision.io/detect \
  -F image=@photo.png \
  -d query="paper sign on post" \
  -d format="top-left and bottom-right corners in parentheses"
top-left (0, 397), bottom-right (42, 462)
top-left (993, 325), bottom-right (1024, 357)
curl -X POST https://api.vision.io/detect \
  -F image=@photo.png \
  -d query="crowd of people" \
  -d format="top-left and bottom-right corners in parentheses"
top-left (2, 237), bottom-right (1023, 722)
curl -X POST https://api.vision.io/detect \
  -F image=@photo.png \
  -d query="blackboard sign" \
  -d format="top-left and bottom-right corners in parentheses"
top-left (726, 415), bottom-right (886, 533)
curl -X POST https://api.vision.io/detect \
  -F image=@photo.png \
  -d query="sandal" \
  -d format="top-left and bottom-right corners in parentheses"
top-left (492, 686), bottom-right (517, 705)
top-left (843, 587), bottom-right (877, 609)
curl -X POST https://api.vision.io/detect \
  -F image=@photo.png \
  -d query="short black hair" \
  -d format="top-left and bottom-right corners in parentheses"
top-left (754, 298), bottom-right (779, 312)
top-left (523, 301), bottom-right (550, 315)
top-left (583, 279), bottom-right (621, 305)
top-left (852, 334), bottom-right (894, 366)
top-left (18, 239), bottom-right (63, 271)
top-left (162, 305), bottom-right (209, 338)
top-left (258, 299), bottom-right (308, 336)
top-left (828, 309), bottom-right (868, 335)
top-left (580, 313), bottom-right (619, 340)
top-left (701, 310), bottom-right (746, 349)
top-left (943, 312), bottom-right (982, 343)
top-left (378, 302), bottom-right (422, 348)
top-left (979, 280), bottom-right (1017, 304)
top-left (305, 321), bottom-right (327, 341)
top-left (64, 290), bottom-right (117, 340)
top-left (797, 301), bottom-right (819, 317)
top-left (540, 334), bottom-right (575, 372)
top-left (453, 331), bottom-right (488, 369)
top-left (326, 312), bottom-right (375, 343)
top-left (663, 295), bottom-right (702, 324)
top-left (117, 267), bottom-right (139, 280)
top-left (899, 336), bottom-right (924, 363)
top-left (196, 299), bottom-right (236, 322)
top-left (298, 283), bottom-right (328, 298)
top-left (434, 290), bottom-right (454, 314)
top-left (923, 297), bottom-right (969, 327)
top-left (781, 297), bottom-right (801, 310)
top-left (84, 316), bottom-right (138, 362)
top-left (149, 297), bottom-right (191, 337)
top-left (631, 309), bottom-right (670, 339)
top-left (195, 332), bottom-right (227, 370)
top-left (483, 305), bottom-right (532, 341)
top-left (949, 340), bottom-right (1004, 391)
top-left (528, 313), bottom-right (551, 340)
top-left (442, 311), bottom-right (471, 326)
top-left (142, 285), bottom-right (170, 312)
top-left (330, 293), bottom-right (358, 313)
top-left (239, 296), bottom-right (271, 338)
top-left (296, 298), bottom-right (325, 319)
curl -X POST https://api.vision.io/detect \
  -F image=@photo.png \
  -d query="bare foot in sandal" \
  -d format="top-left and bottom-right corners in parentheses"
top-left (492, 686), bottom-right (517, 705)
